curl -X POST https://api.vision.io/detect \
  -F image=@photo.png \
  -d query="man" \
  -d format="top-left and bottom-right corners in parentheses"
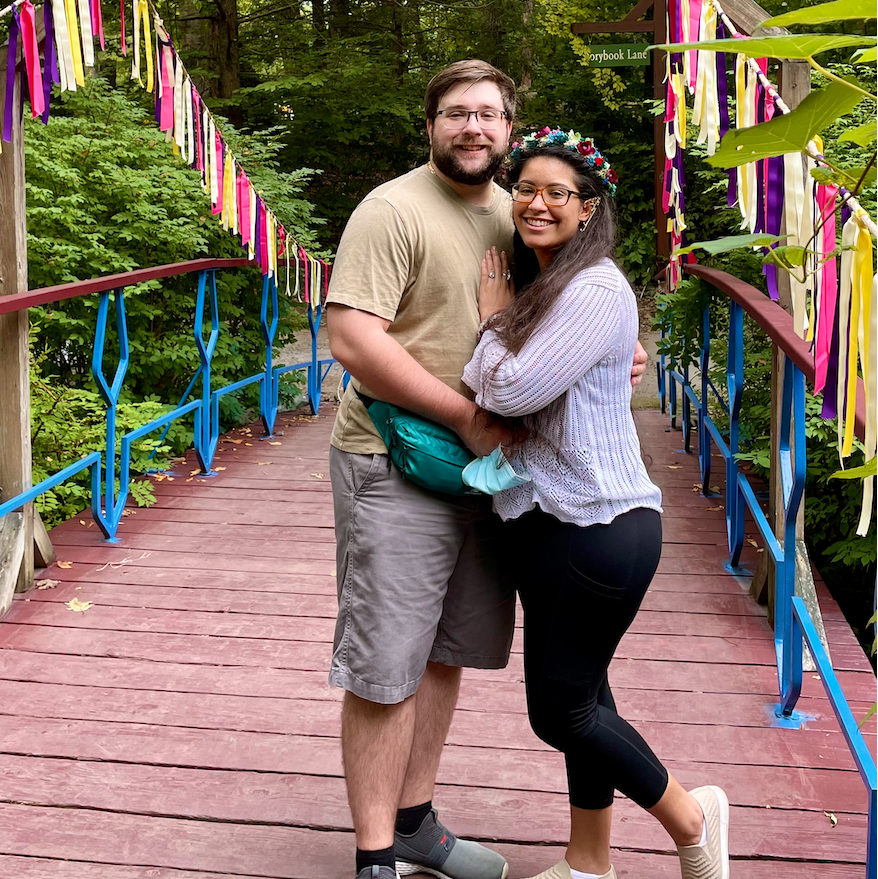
top-left (326, 60), bottom-right (647, 879)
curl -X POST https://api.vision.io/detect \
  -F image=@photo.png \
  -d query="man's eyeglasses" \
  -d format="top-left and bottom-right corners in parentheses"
top-left (435, 109), bottom-right (508, 129)
top-left (511, 183), bottom-right (581, 207)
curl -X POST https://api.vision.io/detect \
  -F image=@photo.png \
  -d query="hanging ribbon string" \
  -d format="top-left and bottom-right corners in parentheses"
top-left (0, 0), bottom-right (325, 286)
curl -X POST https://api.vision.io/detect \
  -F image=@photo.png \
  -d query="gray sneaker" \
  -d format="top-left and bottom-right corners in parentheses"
top-left (395, 809), bottom-right (508, 879)
top-left (356, 867), bottom-right (400, 879)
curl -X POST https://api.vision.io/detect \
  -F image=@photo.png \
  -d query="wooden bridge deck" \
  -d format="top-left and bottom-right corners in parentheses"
top-left (0, 404), bottom-right (874, 878)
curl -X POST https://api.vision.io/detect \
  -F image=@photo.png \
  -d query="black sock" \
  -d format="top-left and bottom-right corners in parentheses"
top-left (356, 845), bottom-right (395, 875)
top-left (395, 800), bottom-right (432, 836)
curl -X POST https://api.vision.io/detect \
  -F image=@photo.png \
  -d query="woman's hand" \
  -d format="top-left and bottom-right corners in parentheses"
top-left (478, 247), bottom-right (514, 322)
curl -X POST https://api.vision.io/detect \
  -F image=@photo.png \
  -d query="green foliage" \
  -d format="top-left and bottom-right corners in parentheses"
top-left (763, 0), bottom-right (877, 27)
top-left (710, 77), bottom-right (866, 167)
top-left (30, 357), bottom-right (188, 524)
top-left (664, 34), bottom-right (876, 61)
top-left (675, 233), bottom-right (789, 257)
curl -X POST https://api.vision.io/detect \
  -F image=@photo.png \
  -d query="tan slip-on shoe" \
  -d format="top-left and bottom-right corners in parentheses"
top-left (520, 860), bottom-right (616, 879)
top-left (676, 785), bottom-right (730, 879)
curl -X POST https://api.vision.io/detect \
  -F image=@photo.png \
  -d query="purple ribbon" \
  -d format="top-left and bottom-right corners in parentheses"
top-left (41, 0), bottom-right (59, 124)
top-left (254, 198), bottom-right (263, 266)
top-left (820, 292), bottom-right (842, 420)
top-left (3, 9), bottom-right (21, 143)
top-left (754, 81), bottom-right (766, 237)
top-left (762, 154), bottom-right (784, 300)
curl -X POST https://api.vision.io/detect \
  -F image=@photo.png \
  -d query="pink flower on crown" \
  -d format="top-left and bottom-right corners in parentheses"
top-left (578, 141), bottom-right (595, 156)
top-left (536, 126), bottom-right (552, 138)
top-left (512, 142), bottom-right (520, 149)
top-left (607, 169), bottom-right (619, 184)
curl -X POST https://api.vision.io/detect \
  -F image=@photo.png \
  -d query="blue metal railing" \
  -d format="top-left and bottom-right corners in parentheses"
top-left (0, 259), bottom-right (337, 542)
top-left (658, 264), bottom-right (876, 876)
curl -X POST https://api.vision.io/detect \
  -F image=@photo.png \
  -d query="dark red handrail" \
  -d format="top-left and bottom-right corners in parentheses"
top-left (685, 264), bottom-right (866, 442)
top-left (0, 258), bottom-right (252, 316)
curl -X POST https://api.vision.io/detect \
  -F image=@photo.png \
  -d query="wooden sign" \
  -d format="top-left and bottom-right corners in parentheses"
top-left (583, 43), bottom-right (652, 66)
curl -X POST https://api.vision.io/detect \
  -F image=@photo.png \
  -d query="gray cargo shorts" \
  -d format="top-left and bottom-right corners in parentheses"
top-left (328, 446), bottom-right (516, 705)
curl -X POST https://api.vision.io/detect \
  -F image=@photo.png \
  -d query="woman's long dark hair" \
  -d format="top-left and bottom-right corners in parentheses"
top-left (488, 144), bottom-right (618, 355)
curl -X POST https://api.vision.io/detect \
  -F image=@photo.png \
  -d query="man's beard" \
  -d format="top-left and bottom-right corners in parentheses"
top-left (431, 140), bottom-right (506, 186)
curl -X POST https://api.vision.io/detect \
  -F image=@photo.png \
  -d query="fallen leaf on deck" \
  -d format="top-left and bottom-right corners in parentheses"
top-left (57, 561), bottom-right (73, 569)
top-left (257, 462), bottom-right (272, 466)
top-left (214, 467), bottom-right (227, 472)
top-left (824, 811), bottom-right (837, 828)
top-left (269, 441), bottom-right (282, 446)
top-left (667, 464), bottom-right (682, 470)
top-left (153, 474), bottom-right (167, 482)
top-left (244, 442), bottom-right (253, 446)
top-left (747, 539), bottom-right (759, 548)
top-left (190, 470), bottom-right (201, 477)
top-left (331, 570), bottom-right (337, 577)
top-left (311, 473), bottom-right (325, 479)
top-left (705, 505), bottom-right (724, 512)
top-left (36, 579), bottom-right (59, 590)
top-left (122, 509), bottom-right (134, 517)
top-left (65, 598), bottom-right (93, 612)
top-left (79, 520), bottom-right (86, 525)
top-left (813, 675), bottom-right (821, 680)
top-left (708, 485), bottom-right (720, 493)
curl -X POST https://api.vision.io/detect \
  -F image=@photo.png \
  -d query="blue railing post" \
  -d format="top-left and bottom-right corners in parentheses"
top-left (193, 270), bottom-right (220, 473)
top-left (90, 288), bottom-right (130, 540)
top-left (699, 305), bottom-right (712, 491)
top-left (778, 358), bottom-right (807, 715)
top-left (725, 300), bottom-right (746, 567)
top-left (260, 274), bottom-right (280, 435)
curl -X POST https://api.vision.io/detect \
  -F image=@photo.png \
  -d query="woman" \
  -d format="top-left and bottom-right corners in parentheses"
top-left (462, 129), bottom-right (730, 879)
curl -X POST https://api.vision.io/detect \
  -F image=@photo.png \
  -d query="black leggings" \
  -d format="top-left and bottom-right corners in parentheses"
top-left (509, 506), bottom-right (669, 811)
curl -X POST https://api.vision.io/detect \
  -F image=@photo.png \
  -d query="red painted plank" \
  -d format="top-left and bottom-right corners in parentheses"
top-left (0, 679), bottom-right (867, 768)
top-left (0, 796), bottom-right (866, 866)
top-left (3, 646), bottom-right (872, 705)
top-left (0, 619), bottom-right (786, 667)
top-left (0, 718), bottom-right (867, 813)
top-left (0, 852), bottom-right (860, 879)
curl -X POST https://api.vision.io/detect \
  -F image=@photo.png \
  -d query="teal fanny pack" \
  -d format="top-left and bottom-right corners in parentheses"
top-left (356, 390), bottom-right (478, 496)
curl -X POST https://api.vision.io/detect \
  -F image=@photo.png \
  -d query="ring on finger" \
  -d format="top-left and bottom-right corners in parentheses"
top-left (488, 272), bottom-right (496, 279)
top-left (502, 271), bottom-right (511, 280)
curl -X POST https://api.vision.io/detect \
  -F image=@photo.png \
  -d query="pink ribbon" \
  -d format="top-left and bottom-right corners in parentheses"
top-left (814, 184), bottom-right (839, 395)
top-left (120, 0), bottom-right (126, 55)
top-left (213, 132), bottom-right (224, 215)
top-left (258, 201), bottom-right (269, 274)
top-left (159, 45), bottom-right (174, 132)
top-left (20, 0), bottom-right (44, 119)
top-left (238, 171), bottom-right (251, 245)
top-left (193, 90), bottom-right (203, 173)
top-left (91, 0), bottom-right (105, 51)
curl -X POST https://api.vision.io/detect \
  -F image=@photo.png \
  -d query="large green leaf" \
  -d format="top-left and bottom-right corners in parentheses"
top-left (762, 0), bottom-right (877, 27)
top-left (657, 34), bottom-right (875, 60)
top-left (673, 233), bottom-right (787, 257)
top-left (840, 119), bottom-right (877, 146)
top-left (852, 46), bottom-right (878, 64)
top-left (708, 79), bottom-right (865, 168)
top-left (829, 457), bottom-right (877, 480)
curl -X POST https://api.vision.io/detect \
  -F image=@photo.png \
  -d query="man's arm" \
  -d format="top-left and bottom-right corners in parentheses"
top-left (328, 304), bottom-right (512, 456)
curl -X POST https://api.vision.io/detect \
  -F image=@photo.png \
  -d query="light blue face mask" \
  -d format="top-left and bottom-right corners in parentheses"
top-left (462, 447), bottom-right (531, 495)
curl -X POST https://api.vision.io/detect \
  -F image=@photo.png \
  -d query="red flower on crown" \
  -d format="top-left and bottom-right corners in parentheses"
top-left (536, 126), bottom-right (552, 137)
top-left (607, 169), bottom-right (619, 184)
top-left (594, 156), bottom-right (604, 167)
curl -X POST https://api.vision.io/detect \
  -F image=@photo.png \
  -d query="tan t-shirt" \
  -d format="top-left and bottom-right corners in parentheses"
top-left (329, 165), bottom-right (514, 454)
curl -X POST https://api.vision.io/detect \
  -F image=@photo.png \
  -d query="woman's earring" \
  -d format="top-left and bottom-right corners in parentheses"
top-left (579, 216), bottom-right (593, 234)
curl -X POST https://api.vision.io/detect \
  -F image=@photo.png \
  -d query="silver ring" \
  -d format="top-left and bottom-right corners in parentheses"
top-left (502, 271), bottom-right (511, 280)
top-left (488, 272), bottom-right (495, 279)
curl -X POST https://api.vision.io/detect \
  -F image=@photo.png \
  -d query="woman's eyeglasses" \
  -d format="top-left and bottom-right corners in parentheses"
top-left (511, 184), bottom-right (581, 207)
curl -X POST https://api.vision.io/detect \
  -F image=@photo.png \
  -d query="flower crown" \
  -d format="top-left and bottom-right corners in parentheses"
top-left (509, 127), bottom-right (618, 197)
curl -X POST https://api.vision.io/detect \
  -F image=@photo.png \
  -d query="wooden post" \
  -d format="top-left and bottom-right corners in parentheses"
top-left (0, 37), bottom-right (35, 609)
